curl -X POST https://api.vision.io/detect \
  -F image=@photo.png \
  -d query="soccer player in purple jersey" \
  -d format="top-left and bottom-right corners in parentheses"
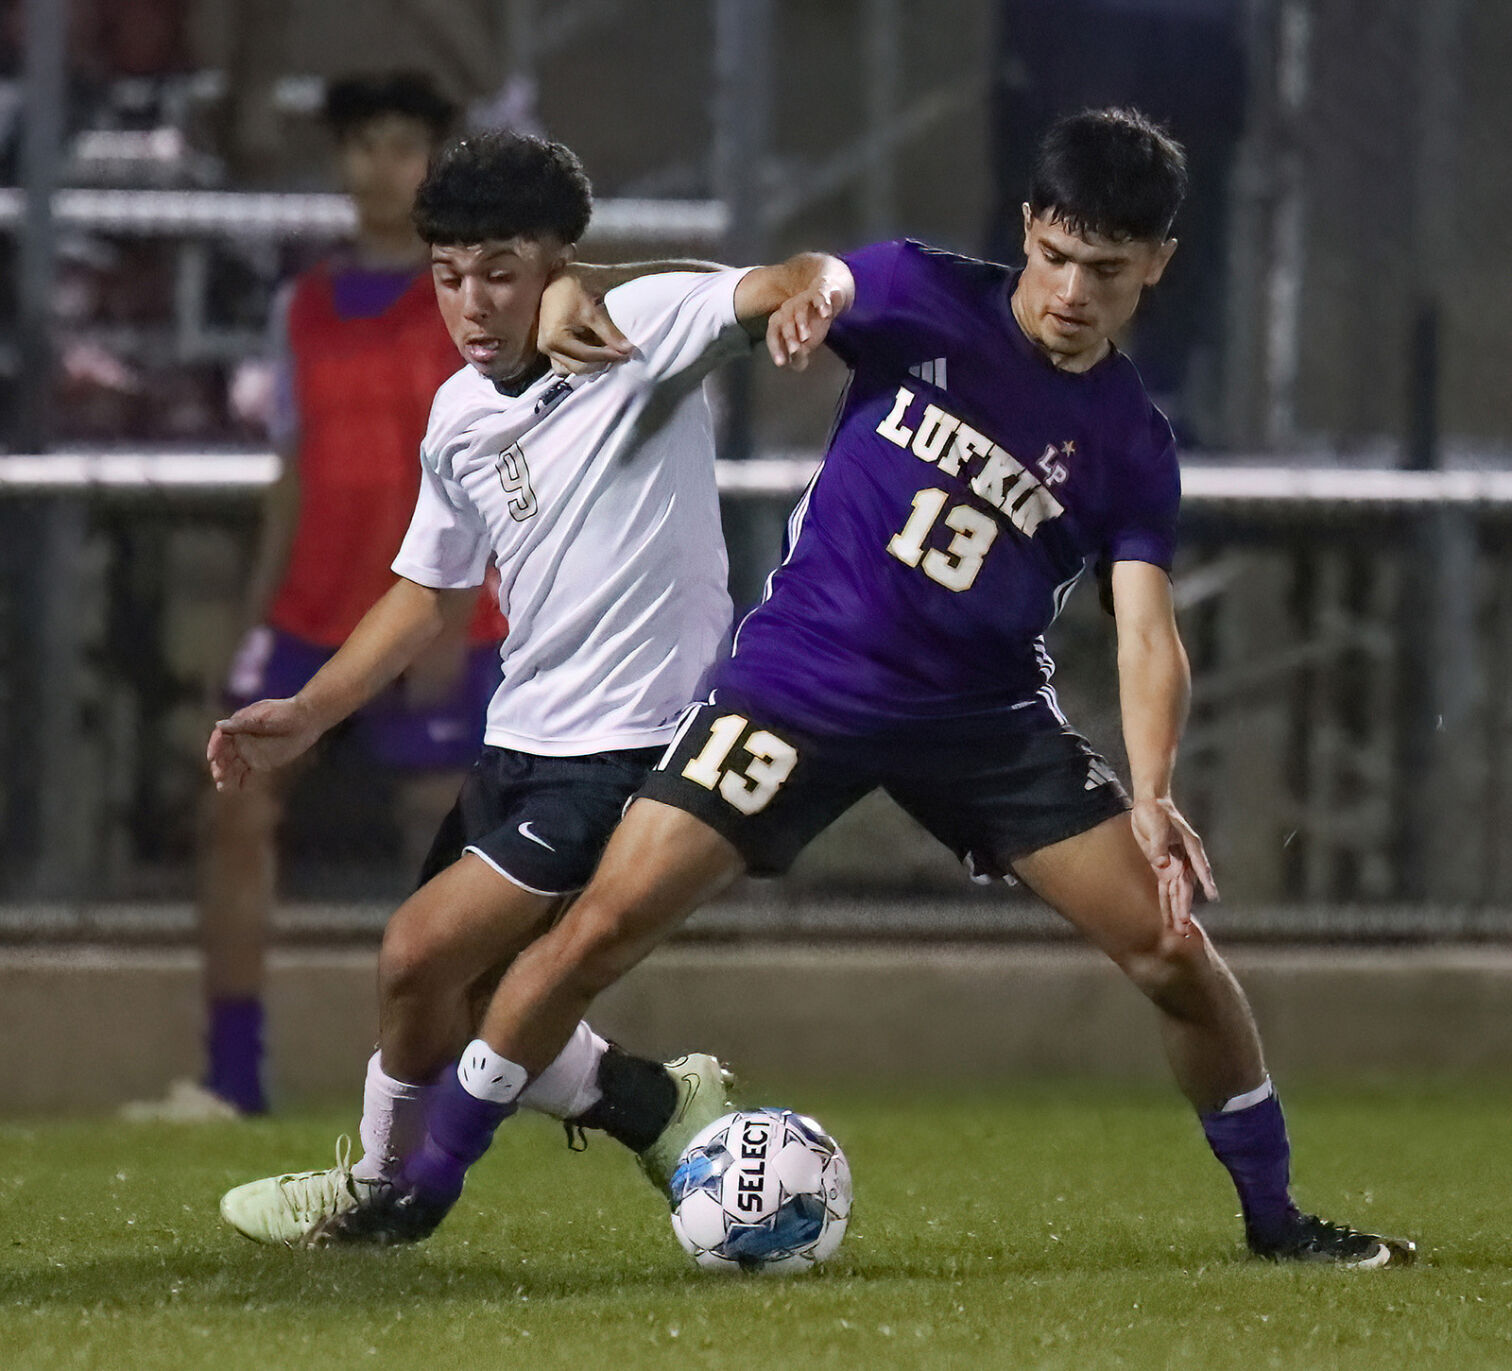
top-left (337, 108), bottom-right (1414, 1268)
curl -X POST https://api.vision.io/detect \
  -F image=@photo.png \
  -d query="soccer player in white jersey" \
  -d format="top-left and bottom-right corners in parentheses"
top-left (213, 131), bottom-right (850, 1246)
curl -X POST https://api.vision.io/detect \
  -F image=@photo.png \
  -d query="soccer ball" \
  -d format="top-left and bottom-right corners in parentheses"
top-left (668, 1108), bottom-right (852, 1273)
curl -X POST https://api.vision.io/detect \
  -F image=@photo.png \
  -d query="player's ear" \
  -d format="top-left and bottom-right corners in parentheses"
top-left (1143, 237), bottom-right (1177, 286)
top-left (1020, 202), bottom-right (1033, 252)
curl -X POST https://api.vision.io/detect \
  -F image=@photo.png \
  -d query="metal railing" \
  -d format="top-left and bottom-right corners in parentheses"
top-left (0, 188), bottom-right (729, 243)
top-left (3, 451), bottom-right (1511, 505)
top-left (1, 453), bottom-right (1508, 916)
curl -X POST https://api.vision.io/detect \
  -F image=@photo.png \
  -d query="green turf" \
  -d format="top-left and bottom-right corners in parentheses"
top-left (3, 1082), bottom-right (1511, 1370)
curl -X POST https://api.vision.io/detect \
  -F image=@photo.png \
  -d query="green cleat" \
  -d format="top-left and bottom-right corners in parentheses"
top-left (219, 1136), bottom-right (388, 1248)
top-left (637, 1053), bottom-right (736, 1200)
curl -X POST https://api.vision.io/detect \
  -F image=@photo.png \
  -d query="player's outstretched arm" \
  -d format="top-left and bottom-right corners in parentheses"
top-left (536, 254), bottom-right (853, 376)
top-left (207, 577), bottom-right (475, 791)
top-left (734, 253), bottom-right (855, 372)
top-left (1110, 560), bottom-right (1218, 933)
top-left (538, 259), bottom-right (725, 374)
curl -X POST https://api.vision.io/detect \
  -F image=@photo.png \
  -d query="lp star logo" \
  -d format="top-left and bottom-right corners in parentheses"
top-left (1036, 441), bottom-right (1073, 486)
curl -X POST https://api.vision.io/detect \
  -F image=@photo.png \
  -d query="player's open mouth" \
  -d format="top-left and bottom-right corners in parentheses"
top-left (464, 336), bottom-right (501, 365)
top-left (1049, 312), bottom-right (1088, 331)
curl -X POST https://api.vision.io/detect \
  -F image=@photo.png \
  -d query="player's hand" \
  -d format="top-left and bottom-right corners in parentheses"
top-left (207, 696), bottom-right (324, 791)
top-left (1130, 796), bottom-right (1218, 936)
top-left (766, 279), bottom-right (848, 372)
top-left (537, 272), bottom-right (633, 375)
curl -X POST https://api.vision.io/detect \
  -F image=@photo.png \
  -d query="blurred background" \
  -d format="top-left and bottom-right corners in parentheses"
top-left (0, 0), bottom-right (1508, 948)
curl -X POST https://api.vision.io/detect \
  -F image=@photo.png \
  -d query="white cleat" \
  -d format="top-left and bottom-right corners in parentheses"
top-left (219, 1137), bottom-right (386, 1247)
top-left (121, 1079), bottom-right (243, 1124)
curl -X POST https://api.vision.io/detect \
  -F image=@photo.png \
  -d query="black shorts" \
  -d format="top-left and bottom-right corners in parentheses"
top-left (638, 694), bottom-right (1129, 880)
top-left (419, 745), bottom-right (662, 896)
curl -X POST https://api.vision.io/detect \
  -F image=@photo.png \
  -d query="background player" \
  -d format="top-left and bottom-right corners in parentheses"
top-left (125, 74), bottom-right (509, 1122)
top-left (211, 130), bottom-right (853, 1244)
top-left (350, 109), bottom-right (1415, 1270)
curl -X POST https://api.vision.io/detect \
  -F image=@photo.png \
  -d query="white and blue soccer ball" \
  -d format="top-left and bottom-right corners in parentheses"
top-left (668, 1108), bottom-right (852, 1273)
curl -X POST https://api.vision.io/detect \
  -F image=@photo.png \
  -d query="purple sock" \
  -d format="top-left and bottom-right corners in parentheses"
top-left (402, 1070), bottom-right (516, 1206)
top-left (205, 997), bottom-right (267, 1114)
top-left (1200, 1088), bottom-right (1295, 1243)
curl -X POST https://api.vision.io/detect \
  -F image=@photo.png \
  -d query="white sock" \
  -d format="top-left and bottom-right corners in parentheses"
top-left (1220, 1076), bottom-right (1275, 1113)
top-left (352, 1051), bottom-right (437, 1182)
top-left (351, 1025), bottom-right (608, 1178)
top-left (517, 1021), bottom-right (607, 1120)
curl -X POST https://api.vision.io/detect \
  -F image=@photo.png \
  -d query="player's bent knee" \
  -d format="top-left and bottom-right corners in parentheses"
top-left (560, 929), bottom-right (639, 999)
top-left (378, 920), bottom-right (454, 1006)
top-left (1116, 923), bottom-right (1215, 1004)
top-left (547, 901), bottom-right (647, 999)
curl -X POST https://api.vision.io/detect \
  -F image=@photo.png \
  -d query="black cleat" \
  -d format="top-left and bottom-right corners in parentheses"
top-left (1248, 1209), bottom-right (1416, 1268)
top-left (312, 1184), bottom-right (455, 1247)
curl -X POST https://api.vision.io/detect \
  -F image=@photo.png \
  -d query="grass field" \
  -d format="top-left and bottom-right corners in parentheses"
top-left (3, 1081), bottom-right (1510, 1370)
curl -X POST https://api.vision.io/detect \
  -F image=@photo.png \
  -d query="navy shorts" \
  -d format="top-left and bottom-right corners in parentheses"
top-left (225, 626), bottom-right (499, 772)
top-left (418, 745), bottom-right (662, 897)
top-left (638, 692), bottom-right (1129, 880)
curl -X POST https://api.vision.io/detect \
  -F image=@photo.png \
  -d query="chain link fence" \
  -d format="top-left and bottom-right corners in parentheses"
top-left (1, 0), bottom-right (1508, 932)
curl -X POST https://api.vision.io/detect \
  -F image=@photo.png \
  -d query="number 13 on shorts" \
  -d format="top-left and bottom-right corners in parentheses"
top-left (681, 714), bottom-right (798, 815)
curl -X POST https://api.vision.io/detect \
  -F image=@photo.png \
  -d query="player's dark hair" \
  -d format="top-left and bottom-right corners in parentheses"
top-left (323, 71), bottom-right (458, 144)
top-left (412, 131), bottom-right (593, 246)
top-left (1029, 107), bottom-right (1187, 242)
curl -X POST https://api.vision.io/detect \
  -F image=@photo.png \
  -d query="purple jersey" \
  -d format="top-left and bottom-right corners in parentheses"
top-left (715, 238), bottom-right (1179, 737)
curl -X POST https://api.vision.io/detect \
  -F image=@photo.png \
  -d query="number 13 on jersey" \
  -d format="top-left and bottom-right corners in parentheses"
top-left (887, 487), bottom-right (998, 592)
top-left (681, 714), bottom-right (798, 815)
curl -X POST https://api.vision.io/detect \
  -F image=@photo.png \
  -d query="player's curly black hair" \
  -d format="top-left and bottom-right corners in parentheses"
top-left (322, 71), bottom-right (458, 144)
top-left (412, 131), bottom-right (594, 247)
top-left (1029, 107), bottom-right (1187, 242)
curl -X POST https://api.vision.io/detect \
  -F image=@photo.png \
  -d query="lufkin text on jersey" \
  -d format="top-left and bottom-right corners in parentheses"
top-left (874, 384), bottom-right (1068, 539)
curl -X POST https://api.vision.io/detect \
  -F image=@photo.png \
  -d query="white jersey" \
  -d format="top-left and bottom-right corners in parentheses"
top-left (392, 268), bottom-right (750, 756)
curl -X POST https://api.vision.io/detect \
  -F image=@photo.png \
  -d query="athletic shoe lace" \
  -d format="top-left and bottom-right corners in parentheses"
top-left (1298, 1214), bottom-right (1377, 1256)
top-left (275, 1135), bottom-right (356, 1224)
